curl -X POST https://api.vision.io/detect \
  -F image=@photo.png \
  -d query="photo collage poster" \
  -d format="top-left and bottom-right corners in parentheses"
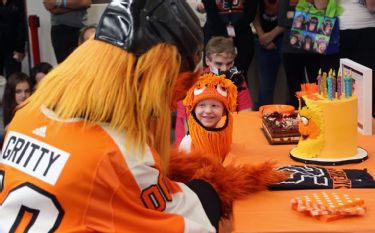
top-left (290, 10), bottom-right (336, 54)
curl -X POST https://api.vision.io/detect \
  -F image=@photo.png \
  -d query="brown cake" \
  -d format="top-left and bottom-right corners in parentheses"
top-left (262, 111), bottom-right (300, 144)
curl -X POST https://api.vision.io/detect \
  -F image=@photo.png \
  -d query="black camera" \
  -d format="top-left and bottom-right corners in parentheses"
top-left (219, 67), bottom-right (246, 91)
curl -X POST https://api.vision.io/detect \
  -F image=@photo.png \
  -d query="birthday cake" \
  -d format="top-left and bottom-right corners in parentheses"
top-left (290, 70), bottom-right (368, 165)
top-left (262, 111), bottom-right (300, 144)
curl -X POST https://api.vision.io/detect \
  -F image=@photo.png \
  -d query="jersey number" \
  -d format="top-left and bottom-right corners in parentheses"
top-left (0, 182), bottom-right (64, 233)
top-left (141, 173), bottom-right (172, 211)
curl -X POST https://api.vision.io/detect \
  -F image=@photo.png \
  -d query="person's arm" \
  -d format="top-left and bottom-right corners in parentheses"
top-left (253, 6), bottom-right (265, 38)
top-left (278, 0), bottom-right (293, 29)
top-left (259, 26), bottom-right (285, 47)
top-left (43, 0), bottom-right (91, 12)
top-left (48, 7), bottom-right (70, 14)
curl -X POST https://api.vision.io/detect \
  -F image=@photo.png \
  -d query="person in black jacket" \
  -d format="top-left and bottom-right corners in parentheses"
top-left (0, 0), bottom-right (27, 79)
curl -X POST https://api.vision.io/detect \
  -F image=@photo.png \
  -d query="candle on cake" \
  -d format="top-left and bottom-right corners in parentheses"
top-left (344, 70), bottom-right (350, 98)
top-left (327, 70), bottom-right (333, 100)
top-left (337, 69), bottom-right (342, 99)
top-left (332, 70), bottom-right (336, 99)
top-left (317, 69), bottom-right (322, 94)
top-left (348, 70), bottom-right (353, 97)
top-left (322, 72), bottom-right (328, 98)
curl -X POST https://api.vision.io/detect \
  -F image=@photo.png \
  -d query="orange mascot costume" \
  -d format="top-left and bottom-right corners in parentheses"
top-left (0, 0), bottom-right (287, 232)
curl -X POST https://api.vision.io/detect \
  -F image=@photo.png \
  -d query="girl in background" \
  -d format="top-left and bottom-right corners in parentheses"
top-left (2, 72), bottom-right (32, 128)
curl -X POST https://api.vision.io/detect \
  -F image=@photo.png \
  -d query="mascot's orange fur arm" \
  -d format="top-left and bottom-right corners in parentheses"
top-left (168, 149), bottom-right (290, 218)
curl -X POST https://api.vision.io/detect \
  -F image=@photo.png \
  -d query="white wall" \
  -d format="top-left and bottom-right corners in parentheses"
top-left (24, 2), bottom-right (108, 69)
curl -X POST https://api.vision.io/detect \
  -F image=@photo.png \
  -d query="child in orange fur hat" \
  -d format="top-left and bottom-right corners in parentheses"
top-left (179, 73), bottom-right (238, 163)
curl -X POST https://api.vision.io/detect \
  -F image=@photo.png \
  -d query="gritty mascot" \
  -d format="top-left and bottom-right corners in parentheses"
top-left (0, 0), bottom-right (287, 232)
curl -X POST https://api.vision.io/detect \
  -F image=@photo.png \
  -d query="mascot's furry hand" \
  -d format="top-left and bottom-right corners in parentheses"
top-left (168, 149), bottom-right (290, 218)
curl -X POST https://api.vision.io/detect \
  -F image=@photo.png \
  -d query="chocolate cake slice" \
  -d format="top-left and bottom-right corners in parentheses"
top-left (262, 111), bottom-right (300, 144)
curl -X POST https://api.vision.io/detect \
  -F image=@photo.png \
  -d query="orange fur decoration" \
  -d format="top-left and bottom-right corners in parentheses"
top-left (168, 148), bottom-right (290, 218)
top-left (296, 83), bottom-right (320, 101)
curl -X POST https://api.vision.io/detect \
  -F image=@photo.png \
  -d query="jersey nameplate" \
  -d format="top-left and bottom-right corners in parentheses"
top-left (0, 131), bottom-right (70, 185)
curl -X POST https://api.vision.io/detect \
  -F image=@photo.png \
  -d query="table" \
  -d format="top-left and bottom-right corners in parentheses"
top-left (226, 112), bottom-right (375, 233)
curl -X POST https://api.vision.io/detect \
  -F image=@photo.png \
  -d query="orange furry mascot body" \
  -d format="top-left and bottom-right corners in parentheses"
top-left (0, 0), bottom-right (287, 232)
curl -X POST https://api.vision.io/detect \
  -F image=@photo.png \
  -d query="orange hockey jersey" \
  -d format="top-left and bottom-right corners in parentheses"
top-left (0, 106), bottom-right (215, 233)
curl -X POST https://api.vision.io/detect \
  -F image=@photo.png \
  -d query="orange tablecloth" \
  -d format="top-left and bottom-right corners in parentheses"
top-left (227, 112), bottom-right (375, 233)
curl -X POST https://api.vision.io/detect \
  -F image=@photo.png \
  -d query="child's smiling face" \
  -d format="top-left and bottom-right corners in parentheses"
top-left (194, 99), bottom-right (225, 128)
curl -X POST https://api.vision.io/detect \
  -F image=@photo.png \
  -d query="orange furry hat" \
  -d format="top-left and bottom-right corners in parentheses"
top-left (183, 73), bottom-right (238, 113)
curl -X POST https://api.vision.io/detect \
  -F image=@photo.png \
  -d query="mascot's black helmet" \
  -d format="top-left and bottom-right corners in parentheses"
top-left (96, 0), bottom-right (203, 71)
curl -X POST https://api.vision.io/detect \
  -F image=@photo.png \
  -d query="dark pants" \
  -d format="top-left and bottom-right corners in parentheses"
top-left (187, 179), bottom-right (221, 230)
top-left (256, 36), bottom-right (283, 106)
top-left (233, 32), bottom-right (255, 78)
top-left (0, 49), bottom-right (22, 79)
top-left (51, 24), bottom-right (80, 63)
top-left (283, 52), bottom-right (339, 108)
top-left (340, 28), bottom-right (375, 117)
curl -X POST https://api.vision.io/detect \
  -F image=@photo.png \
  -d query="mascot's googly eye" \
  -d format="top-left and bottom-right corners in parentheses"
top-left (216, 84), bottom-right (227, 97)
top-left (300, 116), bottom-right (309, 125)
top-left (194, 87), bottom-right (206, 96)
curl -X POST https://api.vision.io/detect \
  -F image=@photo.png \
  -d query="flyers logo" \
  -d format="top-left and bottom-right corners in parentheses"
top-left (278, 165), bottom-right (329, 187)
top-left (216, 0), bottom-right (244, 11)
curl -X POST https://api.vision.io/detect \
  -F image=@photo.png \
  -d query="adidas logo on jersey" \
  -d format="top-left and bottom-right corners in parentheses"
top-left (32, 126), bottom-right (47, 138)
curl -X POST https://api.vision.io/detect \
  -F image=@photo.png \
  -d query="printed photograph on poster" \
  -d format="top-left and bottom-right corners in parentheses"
top-left (340, 58), bottom-right (373, 135)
